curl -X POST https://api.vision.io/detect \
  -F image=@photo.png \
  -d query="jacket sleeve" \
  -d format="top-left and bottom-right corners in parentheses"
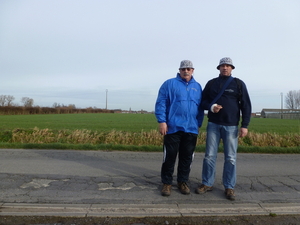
top-left (240, 81), bottom-right (252, 128)
top-left (155, 82), bottom-right (169, 123)
top-left (200, 79), bottom-right (214, 111)
top-left (197, 106), bottom-right (204, 127)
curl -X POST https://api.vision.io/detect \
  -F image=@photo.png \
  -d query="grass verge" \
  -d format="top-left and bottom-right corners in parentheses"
top-left (0, 126), bottom-right (298, 153)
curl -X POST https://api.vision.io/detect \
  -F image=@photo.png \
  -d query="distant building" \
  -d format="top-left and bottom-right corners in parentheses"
top-left (113, 109), bottom-right (122, 113)
top-left (261, 108), bottom-right (300, 119)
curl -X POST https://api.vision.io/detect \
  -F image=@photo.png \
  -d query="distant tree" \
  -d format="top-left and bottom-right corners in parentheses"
top-left (53, 102), bottom-right (60, 108)
top-left (6, 95), bottom-right (15, 106)
top-left (68, 104), bottom-right (76, 109)
top-left (0, 95), bottom-right (15, 106)
top-left (21, 97), bottom-right (34, 107)
top-left (297, 92), bottom-right (300, 109)
top-left (285, 90), bottom-right (300, 109)
top-left (0, 95), bottom-right (6, 106)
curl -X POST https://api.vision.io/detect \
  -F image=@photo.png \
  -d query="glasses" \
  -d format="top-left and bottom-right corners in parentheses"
top-left (180, 68), bottom-right (193, 71)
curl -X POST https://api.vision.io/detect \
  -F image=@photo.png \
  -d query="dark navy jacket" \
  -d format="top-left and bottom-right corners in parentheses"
top-left (201, 75), bottom-right (251, 128)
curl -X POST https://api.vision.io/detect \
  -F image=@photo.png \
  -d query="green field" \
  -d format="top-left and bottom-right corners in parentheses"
top-left (0, 113), bottom-right (158, 132)
top-left (0, 113), bottom-right (299, 134)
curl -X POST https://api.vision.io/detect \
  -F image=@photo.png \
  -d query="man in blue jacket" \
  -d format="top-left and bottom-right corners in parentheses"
top-left (195, 57), bottom-right (251, 200)
top-left (155, 60), bottom-right (204, 196)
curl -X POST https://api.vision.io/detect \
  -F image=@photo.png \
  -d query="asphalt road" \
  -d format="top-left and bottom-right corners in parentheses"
top-left (0, 149), bottom-right (300, 218)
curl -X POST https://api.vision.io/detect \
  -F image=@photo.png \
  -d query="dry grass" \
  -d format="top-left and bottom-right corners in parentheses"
top-left (11, 127), bottom-right (300, 147)
top-left (242, 132), bottom-right (300, 147)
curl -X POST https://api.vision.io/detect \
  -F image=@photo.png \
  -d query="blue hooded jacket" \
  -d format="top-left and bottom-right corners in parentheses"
top-left (155, 73), bottom-right (204, 134)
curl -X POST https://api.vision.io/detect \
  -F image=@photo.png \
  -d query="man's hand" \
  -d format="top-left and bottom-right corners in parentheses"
top-left (239, 127), bottom-right (248, 137)
top-left (213, 104), bottom-right (223, 113)
top-left (159, 122), bottom-right (168, 135)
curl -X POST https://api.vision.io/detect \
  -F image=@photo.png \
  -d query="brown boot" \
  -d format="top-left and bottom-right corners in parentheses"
top-left (177, 182), bottom-right (190, 195)
top-left (161, 184), bottom-right (172, 196)
top-left (195, 184), bottom-right (213, 194)
top-left (225, 188), bottom-right (235, 201)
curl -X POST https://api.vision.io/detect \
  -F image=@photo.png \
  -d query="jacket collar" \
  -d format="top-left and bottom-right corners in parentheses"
top-left (176, 73), bottom-right (194, 83)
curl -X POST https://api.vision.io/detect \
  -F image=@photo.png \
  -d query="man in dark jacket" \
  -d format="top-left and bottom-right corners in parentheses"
top-left (195, 57), bottom-right (251, 200)
top-left (155, 60), bottom-right (204, 196)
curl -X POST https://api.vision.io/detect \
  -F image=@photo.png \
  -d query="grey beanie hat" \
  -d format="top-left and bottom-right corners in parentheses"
top-left (179, 60), bottom-right (194, 69)
top-left (217, 57), bottom-right (235, 69)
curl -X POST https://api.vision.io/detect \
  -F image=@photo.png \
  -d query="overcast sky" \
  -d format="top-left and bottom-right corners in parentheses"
top-left (0, 0), bottom-right (299, 112)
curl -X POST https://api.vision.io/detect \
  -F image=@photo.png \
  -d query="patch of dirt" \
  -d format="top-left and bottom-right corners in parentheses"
top-left (0, 215), bottom-right (300, 225)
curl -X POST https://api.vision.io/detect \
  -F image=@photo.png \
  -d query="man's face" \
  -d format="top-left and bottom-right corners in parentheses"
top-left (219, 64), bottom-right (233, 76)
top-left (179, 68), bottom-right (194, 81)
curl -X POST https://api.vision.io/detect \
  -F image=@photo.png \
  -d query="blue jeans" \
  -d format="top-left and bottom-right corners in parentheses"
top-left (202, 122), bottom-right (238, 189)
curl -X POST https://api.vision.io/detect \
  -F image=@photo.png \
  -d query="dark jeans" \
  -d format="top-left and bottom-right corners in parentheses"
top-left (161, 131), bottom-right (198, 184)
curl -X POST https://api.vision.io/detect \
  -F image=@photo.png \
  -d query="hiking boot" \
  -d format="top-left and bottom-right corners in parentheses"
top-left (195, 184), bottom-right (213, 194)
top-left (177, 182), bottom-right (190, 195)
top-left (225, 188), bottom-right (235, 201)
top-left (161, 184), bottom-right (172, 196)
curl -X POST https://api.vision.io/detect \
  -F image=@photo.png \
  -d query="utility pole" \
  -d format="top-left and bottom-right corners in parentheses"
top-left (106, 89), bottom-right (108, 110)
top-left (281, 92), bottom-right (283, 119)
